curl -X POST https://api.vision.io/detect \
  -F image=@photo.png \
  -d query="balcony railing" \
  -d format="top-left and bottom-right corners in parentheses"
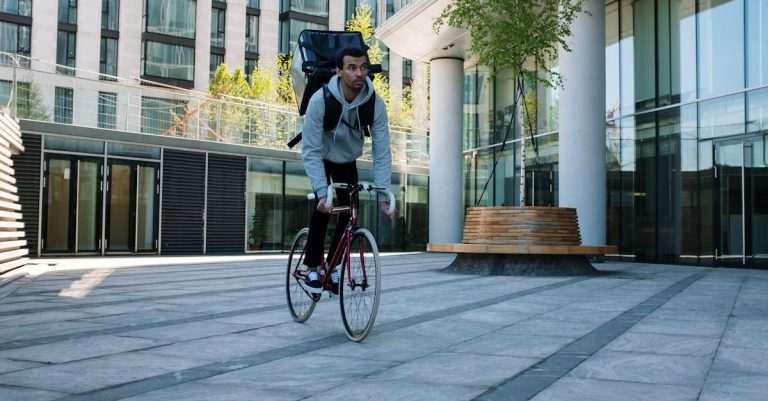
top-left (0, 53), bottom-right (429, 168)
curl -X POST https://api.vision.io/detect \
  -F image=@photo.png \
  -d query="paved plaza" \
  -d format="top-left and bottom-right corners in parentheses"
top-left (0, 253), bottom-right (766, 400)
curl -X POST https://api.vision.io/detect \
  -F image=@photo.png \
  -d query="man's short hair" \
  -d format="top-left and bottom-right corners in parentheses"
top-left (335, 47), bottom-right (368, 69)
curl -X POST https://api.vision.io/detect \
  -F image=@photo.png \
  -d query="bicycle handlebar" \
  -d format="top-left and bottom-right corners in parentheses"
top-left (308, 182), bottom-right (396, 215)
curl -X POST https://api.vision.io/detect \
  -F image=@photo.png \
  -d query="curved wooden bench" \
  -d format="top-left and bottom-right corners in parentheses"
top-left (428, 206), bottom-right (616, 275)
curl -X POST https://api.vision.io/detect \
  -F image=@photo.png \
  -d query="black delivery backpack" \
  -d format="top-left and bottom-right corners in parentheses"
top-left (287, 30), bottom-right (381, 148)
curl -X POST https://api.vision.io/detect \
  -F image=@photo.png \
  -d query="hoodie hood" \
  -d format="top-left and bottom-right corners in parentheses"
top-left (326, 75), bottom-right (375, 109)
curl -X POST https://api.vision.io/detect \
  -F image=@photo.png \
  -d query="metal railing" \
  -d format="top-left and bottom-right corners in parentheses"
top-left (0, 52), bottom-right (429, 167)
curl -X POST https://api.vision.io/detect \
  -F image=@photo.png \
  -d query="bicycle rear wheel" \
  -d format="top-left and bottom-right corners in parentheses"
top-left (339, 228), bottom-right (381, 341)
top-left (286, 228), bottom-right (317, 322)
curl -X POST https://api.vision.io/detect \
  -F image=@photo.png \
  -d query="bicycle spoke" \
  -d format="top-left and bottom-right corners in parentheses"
top-left (339, 229), bottom-right (381, 341)
top-left (286, 229), bottom-right (317, 322)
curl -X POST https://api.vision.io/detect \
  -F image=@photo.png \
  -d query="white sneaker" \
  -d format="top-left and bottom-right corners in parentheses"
top-left (300, 271), bottom-right (323, 294)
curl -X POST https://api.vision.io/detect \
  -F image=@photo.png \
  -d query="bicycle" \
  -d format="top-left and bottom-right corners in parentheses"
top-left (286, 182), bottom-right (395, 342)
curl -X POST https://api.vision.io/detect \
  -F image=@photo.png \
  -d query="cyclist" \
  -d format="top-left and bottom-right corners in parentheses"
top-left (300, 47), bottom-right (396, 294)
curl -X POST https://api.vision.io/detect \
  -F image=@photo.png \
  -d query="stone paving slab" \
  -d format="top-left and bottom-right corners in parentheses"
top-left (0, 253), bottom-right (766, 400)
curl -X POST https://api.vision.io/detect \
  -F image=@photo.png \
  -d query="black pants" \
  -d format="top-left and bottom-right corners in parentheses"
top-left (304, 160), bottom-right (358, 268)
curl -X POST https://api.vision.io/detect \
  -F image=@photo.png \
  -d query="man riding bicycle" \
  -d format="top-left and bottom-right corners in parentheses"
top-left (300, 47), bottom-right (396, 295)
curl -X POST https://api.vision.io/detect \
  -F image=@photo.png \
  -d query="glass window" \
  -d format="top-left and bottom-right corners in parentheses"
top-left (54, 87), bottom-right (73, 124)
top-left (45, 136), bottom-right (104, 153)
top-left (284, 160), bottom-right (313, 250)
top-left (346, 0), bottom-right (377, 25)
top-left (108, 142), bottom-right (161, 159)
top-left (404, 174), bottom-right (428, 250)
top-left (633, 0), bottom-right (655, 111)
top-left (247, 158), bottom-right (283, 251)
top-left (140, 96), bottom-right (187, 135)
top-left (56, 31), bottom-right (76, 75)
top-left (605, 1), bottom-right (620, 119)
top-left (2, 81), bottom-right (48, 120)
top-left (246, 14), bottom-right (258, 53)
top-left (0, 22), bottom-right (31, 67)
top-left (98, 92), bottom-right (117, 129)
top-left (58, 0), bottom-right (77, 24)
top-left (699, 93), bottom-right (745, 139)
top-left (145, 0), bottom-right (196, 39)
top-left (280, 19), bottom-right (327, 53)
top-left (209, 53), bottom-right (223, 79)
top-left (143, 41), bottom-right (194, 81)
top-left (245, 57), bottom-right (257, 78)
top-left (619, 0), bottom-right (635, 115)
top-left (281, 0), bottom-right (328, 17)
top-left (211, 7), bottom-right (225, 48)
top-left (493, 68), bottom-right (516, 144)
top-left (101, 0), bottom-right (119, 30)
top-left (537, 65), bottom-right (559, 134)
top-left (100, 37), bottom-right (118, 78)
top-left (1, 0), bottom-right (32, 16)
top-left (747, 87), bottom-right (768, 133)
top-left (246, 0), bottom-right (258, 8)
top-left (747, 0), bottom-right (768, 87)
top-left (658, 0), bottom-right (696, 106)
top-left (402, 58), bottom-right (412, 81)
top-left (698, 0), bottom-right (745, 98)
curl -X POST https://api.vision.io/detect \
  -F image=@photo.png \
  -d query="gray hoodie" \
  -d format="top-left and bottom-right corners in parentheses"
top-left (300, 74), bottom-right (392, 200)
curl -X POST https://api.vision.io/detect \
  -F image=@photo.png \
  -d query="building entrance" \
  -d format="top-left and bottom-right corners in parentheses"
top-left (42, 155), bottom-right (103, 253)
top-left (713, 135), bottom-right (768, 266)
top-left (105, 160), bottom-right (160, 253)
top-left (41, 155), bottom-right (160, 255)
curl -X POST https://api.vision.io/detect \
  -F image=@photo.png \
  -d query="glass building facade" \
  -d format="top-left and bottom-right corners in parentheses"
top-left (463, 0), bottom-right (768, 267)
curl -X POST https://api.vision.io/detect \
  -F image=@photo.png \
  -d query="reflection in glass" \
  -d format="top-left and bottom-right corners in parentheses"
top-left (658, 0), bottom-right (696, 105)
top-left (136, 166), bottom-right (157, 251)
top-left (46, 159), bottom-right (71, 251)
top-left (635, 113), bottom-right (656, 261)
top-left (606, 1), bottom-right (620, 119)
top-left (716, 141), bottom-right (744, 262)
top-left (747, 88), bottom-right (768, 133)
top-left (633, 0), bottom-right (655, 111)
top-left (698, 0), bottom-right (744, 98)
top-left (283, 161), bottom-right (313, 250)
top-left (747, 0), bottom-right (768, 87)
top-left (108, 163), bottom-right (131, 251)
top-left (698, 94), bottom-right (745, 139)
top-left (247, 158), bottom-right (283, 251)
top-left (280, 19), bottom-right (327, 54)
top-left (77, 161), bottom-right (100, 251)
top-left (281, 0), bottom-right (328, 17)
top-left (747, 136), bottom-right (768, 260)
top-left (619, 0), bottom-right (635, 115)
top-left (143, 42), bottom-right (194, 81)
top-left (146, 0), bottom-right (196, 39)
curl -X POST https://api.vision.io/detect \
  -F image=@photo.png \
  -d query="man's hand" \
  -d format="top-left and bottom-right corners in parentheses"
top-left (316, 196), bottom-right (332, 214)
top-left (379, 201), bottom-right (396, 219)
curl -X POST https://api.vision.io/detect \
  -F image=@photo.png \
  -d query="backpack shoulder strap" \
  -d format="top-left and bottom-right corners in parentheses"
top-left (358, 90), bottom-right (376, 137)
top-left (322, 85), bottom-right (342, 131)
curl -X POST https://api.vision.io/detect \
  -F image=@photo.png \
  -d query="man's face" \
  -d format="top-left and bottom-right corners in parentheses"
top-left (336, 55), bottom-right (369, 92)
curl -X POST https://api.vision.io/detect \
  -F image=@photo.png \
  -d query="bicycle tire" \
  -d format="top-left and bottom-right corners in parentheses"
top-left (339, 228), bottom-right (381, 341)
top-left (286, 228), bottom-right (317, 322)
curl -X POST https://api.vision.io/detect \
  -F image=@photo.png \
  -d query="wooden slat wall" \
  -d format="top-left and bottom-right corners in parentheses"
top-left (0, 108), bottom-right (28, 274)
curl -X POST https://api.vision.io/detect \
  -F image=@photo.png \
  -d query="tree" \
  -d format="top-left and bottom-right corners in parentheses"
top-left (434, 0), bottom-right (586, 206)
top-left (346, 3), bottom-right (389, 106)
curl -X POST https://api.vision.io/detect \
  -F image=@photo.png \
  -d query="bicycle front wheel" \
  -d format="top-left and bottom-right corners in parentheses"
top-left (286, 228), bottom-right (317, 322)
top-left (339, 228), bottom-right (381, 342)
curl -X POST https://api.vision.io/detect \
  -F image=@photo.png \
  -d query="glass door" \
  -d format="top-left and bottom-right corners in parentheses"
top-left (714, 135), bottom-right (768, 266)
top-left (106, 160), bottom-right (159, 253)
top-left (42, 155), bottom-right (103, 253)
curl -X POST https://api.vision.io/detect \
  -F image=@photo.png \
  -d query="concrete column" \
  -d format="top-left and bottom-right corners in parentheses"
top-left (428, 57), bottom-right (464, 244)
top-left (558, 0), bottom-right (606, 245)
